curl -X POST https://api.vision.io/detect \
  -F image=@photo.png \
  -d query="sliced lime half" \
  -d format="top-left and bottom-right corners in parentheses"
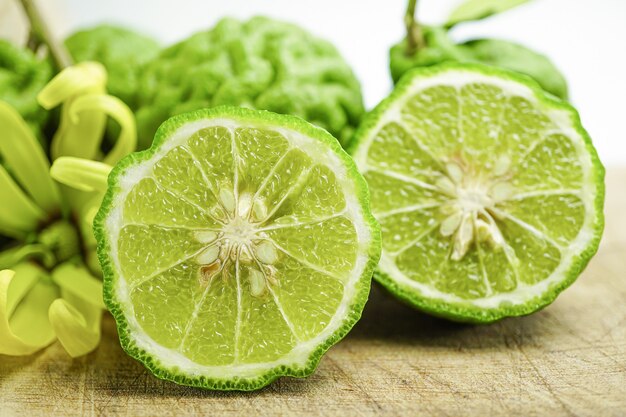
top-left (350, 63), bottom-right (604, 323)
top-left (95, 107), bottom-right (380, 390)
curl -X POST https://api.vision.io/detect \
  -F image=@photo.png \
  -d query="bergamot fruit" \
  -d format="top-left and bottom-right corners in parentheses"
top-left (95, 106), bottom-right (380, 390)
top-left (134, 17), bottom-right (364, 149)
top-left (350, 63), bottom-right (603, 323)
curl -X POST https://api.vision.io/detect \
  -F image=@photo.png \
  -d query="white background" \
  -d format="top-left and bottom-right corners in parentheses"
top-left (2, 0), bottom-right (625, 165)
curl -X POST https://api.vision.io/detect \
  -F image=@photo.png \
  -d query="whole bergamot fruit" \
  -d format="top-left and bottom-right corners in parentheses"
top-left (134, 16), bottom-right (364, 149)
top-left (65, 25), bottom-right (160, 109)
top-left (389, 0), bottom-right (568, 99)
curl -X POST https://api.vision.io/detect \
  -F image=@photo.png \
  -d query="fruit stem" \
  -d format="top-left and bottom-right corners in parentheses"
top-left (18, 0), bottom-right (72, 70)
top-left (404, 0), bottom-right (425, 56)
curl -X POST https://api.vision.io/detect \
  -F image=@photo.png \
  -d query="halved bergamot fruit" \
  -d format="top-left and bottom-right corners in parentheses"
top-left (94, 107), bottom-right (380, 390)
top-left (350, 63), bottom-right (604, 323)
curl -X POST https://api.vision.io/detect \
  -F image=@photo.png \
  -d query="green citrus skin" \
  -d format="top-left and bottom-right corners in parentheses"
top-left (458, 38), bottom-right (569, 100)
top-left (389, 26), bottom-right (471, 84)
top-left (134, 17), bottom-right (364, 149)
top-left (350, 63), bottom-right (604, 323)
top-left (389, 28), bottom-right (568, 100)
top-left (65, 25), bottom-right (160, 109)
top-left (94, 106), bottom-right (381, 390)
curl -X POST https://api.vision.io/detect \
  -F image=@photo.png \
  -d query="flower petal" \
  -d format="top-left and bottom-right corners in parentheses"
top-left (48, 295), bottom-right (101, 358)
top-left (38, 63), bottom-right (107, 161)
top-left (37, 62), bottom-right (107, 110)
top-left (0, 264), bottom-right (58, 356)
top-left (0, 244), bottom-right (55, 270)
top-left (0, 101), bottom-right (61, 213)
top-left (50, 157), bottom-right (111, 193)
top-left (0, 165), bottom-right (47, 238)
top-left (67, 94), bottom-right (136, 165)
top-left (51, 263), bottom-right (105, 309)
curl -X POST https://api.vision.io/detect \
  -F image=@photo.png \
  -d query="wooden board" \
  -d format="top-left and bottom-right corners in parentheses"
top-left (1, 168), bottom-right (625, 417)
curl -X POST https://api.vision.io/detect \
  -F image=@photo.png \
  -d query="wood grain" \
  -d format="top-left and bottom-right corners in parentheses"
top-left (1, 168), bottom-right (625, 417)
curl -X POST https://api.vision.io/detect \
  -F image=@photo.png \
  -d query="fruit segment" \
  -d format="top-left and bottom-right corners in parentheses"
top-left (130, 261), bottom-right (205, 349)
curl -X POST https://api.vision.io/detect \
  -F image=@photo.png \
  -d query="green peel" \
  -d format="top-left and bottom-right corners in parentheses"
top-left (135, 17), bottom-right (364, 148)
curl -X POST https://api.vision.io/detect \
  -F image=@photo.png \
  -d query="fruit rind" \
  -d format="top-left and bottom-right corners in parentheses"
top-left (349, 63), bottom-right (604, 323)
top-left (134, 17), bottom-right (364, 148)
top-left (94, 106), bottom-right (381, 390)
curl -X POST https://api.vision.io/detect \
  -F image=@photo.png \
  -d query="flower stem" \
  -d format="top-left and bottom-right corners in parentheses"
top-left (18, 0), bottom-right (72, 70)
top-left (405, 0), bottom-right (425, 56)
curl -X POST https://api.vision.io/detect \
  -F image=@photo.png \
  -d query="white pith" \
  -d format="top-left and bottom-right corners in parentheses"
top-left (105, 118), bottom-right (373, 378)
top-left (190, 190), bottom-right (281, 298)
top-left (353, 69), bottom-right (599, 310)
top-left (430, 158), bottom-right (514, 262)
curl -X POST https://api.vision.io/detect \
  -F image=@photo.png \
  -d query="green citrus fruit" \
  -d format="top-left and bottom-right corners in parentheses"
top-left (65, 25), bottom-right (160, 109)
top-left (95, 106), bottom-right (380, 389)
top-left (350, 63), bottom-right (604, 323)
top-left (134, 17), bottom-right (364, 149)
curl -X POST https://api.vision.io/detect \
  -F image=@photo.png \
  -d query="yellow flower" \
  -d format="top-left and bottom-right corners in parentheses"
top-left (0, 62), bottom-right (135, 357)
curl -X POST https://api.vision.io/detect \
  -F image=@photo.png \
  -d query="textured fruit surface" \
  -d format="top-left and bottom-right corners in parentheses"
top-left (134, 17), bottom-right (364, 149)
top-left (389, 26), bottom-right (470, 84)
top-left (350, 63), bottom-right (604, 323)
top-left (95, 107), bottom-right (380, 390)
top-left (65, 25), bottom-right (160, 109)
top-left (389, 28), bottom-right (568, 99)
top-left (459, 38), bottom-right (568, 99)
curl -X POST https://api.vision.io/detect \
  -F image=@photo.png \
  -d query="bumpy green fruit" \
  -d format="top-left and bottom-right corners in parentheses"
top-left (389, 26), bottom-right (471, 84)
top-left (458, 38), bottom-right (568, 100)
top-left (389, 13), bottom-right (568, 99)
top-left (134, 17), bottom-right (364, 149)
top-left (0, 40), bottom-right (52, 139)
top-left (65, 25), bottom-right (160, 109)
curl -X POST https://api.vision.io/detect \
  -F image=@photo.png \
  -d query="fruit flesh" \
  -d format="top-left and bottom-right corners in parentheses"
top-left (351, 65), bottom-right (603, 321)
top-left (96, 108), bottom-right (379, 387)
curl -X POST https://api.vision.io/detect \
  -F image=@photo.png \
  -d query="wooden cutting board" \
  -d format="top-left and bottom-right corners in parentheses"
top-left (1, 168), bottom-right (625, 417)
